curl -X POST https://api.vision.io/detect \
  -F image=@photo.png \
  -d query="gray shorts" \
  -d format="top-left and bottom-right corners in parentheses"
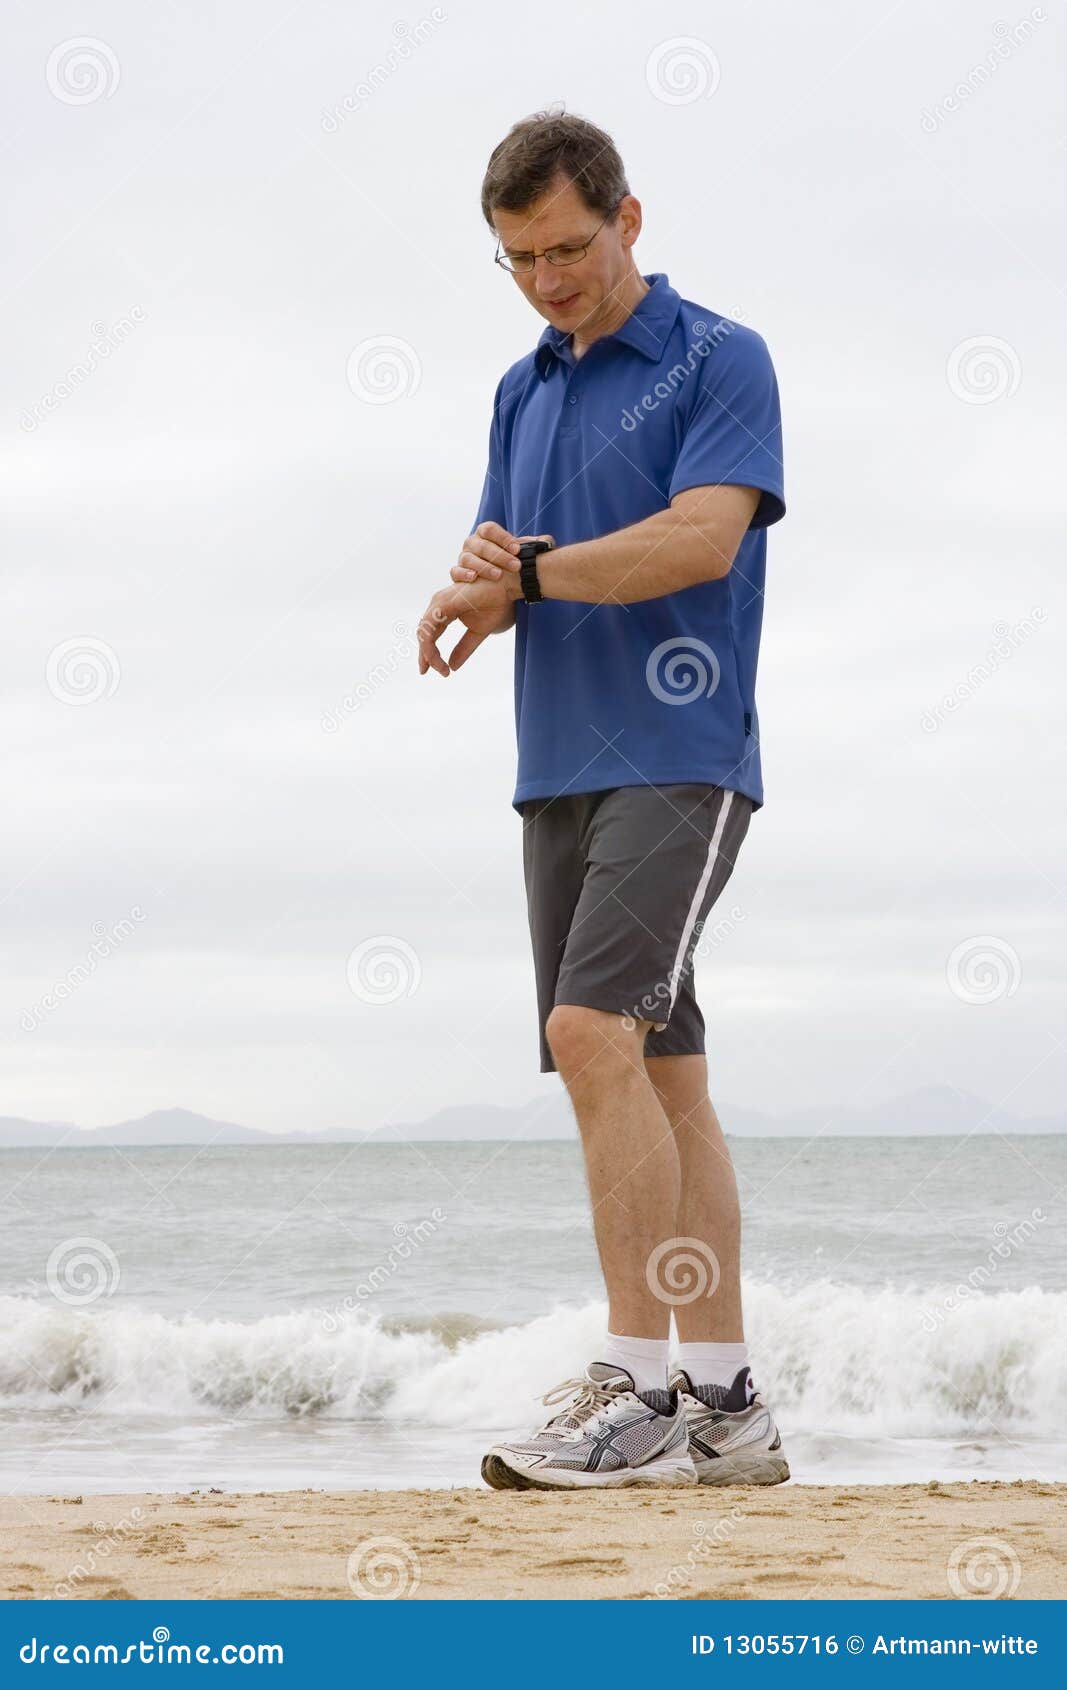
top-left (520, 783), bottom-right (753, 1074)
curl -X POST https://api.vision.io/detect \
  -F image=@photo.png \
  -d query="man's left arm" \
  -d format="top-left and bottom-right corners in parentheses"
top-left (454, 325), bottom-right (785, 608)
top-left (502, 484), bottom-right (760, 605)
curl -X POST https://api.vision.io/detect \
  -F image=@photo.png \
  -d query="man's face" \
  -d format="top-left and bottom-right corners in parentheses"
top-left (492, 175), bottom-right (641, 334)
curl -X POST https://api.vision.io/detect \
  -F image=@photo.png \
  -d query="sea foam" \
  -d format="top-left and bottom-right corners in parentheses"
top-left (1, 1281), bottom-right (1062, 1438)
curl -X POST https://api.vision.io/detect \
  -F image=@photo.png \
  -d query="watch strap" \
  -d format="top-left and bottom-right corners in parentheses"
top-left (517, 538), bottom-right (553, 603)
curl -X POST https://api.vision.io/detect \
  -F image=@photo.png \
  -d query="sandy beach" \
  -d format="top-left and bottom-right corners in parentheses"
top-left (2, 1483), bottom-right (1063, 1602)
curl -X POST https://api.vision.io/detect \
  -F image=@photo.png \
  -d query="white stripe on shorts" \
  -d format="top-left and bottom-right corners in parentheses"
top-left (662, 790), bottom-right (735, 1024)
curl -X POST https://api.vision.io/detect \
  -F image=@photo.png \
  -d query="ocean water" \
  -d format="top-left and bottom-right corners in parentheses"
top-left (1, 1135), bottom-right (1064, 1492)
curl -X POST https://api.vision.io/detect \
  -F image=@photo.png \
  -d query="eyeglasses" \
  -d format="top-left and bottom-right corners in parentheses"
top-left (494, 204), bottom-right (620, 274)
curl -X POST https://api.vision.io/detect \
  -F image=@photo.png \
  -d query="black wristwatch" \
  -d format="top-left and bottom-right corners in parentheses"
top-left (517, 538), bottom-right (554, 603)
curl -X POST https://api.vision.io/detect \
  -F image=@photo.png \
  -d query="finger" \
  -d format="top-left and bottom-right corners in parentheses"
top-left (417, 600), bottom-right (452, 678)
top-left (475, 520), bottom-right (520, 555)
top-left (451, 563), bottom-right (480, 583)
top-left (464, 533), bottom-right (517, 574)
top-left (456, 549), bottom-right (503, 581)
top-left (449, 627), bottom-right (489, 671)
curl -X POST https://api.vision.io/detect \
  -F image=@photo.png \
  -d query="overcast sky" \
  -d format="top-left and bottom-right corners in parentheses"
top-left (3, 0), bottom-right (1063, 1135)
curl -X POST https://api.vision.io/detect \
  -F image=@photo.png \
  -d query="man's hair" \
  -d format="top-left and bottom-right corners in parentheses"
top-left (480, 108), bottom-right (630, 230)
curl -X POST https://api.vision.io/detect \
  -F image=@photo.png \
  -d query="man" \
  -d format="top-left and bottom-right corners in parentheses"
top-left (417, 110), bottom-right (789, 1491)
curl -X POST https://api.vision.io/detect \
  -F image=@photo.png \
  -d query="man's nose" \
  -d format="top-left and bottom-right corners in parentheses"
top-left (532, 259), bottom-right (563, 297)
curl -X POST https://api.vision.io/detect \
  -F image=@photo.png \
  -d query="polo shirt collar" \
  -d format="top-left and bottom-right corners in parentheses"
top-left (533, 272), bottom-right (680, 379)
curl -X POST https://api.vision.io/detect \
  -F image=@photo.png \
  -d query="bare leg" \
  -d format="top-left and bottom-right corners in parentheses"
top-left (546, 1004), bottom-right (679, 1338)
top-left (644, 1053), bottom-right (744, 1342)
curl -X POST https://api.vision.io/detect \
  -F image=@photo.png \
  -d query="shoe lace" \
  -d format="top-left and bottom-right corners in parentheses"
top-left (538, 1375), bottom-right (623, 1438)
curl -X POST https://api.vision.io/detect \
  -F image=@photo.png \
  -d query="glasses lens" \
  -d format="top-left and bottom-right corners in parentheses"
top-left (545, 246), bottom-right (587, 267)
top-left (499, 253), bottom-right (534, 273)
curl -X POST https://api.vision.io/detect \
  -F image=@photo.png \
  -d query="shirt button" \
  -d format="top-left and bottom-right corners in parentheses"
top-left (568, 395), bottom-right (578, 405)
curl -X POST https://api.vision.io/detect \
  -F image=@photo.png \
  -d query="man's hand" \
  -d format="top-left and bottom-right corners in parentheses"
top-left (450, 520), bottom-right (555, 584)
top-left (417, 577), bottom-right (514, 677)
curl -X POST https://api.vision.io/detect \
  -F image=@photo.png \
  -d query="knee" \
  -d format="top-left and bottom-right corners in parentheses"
top-left (546, 1004), bottom-right (646, 1073)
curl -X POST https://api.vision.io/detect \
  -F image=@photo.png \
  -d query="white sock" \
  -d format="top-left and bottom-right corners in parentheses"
top-left (675, 1341), bottom-right (750, 1392)
top-left (598, 1332), bottom-right (670, 1394)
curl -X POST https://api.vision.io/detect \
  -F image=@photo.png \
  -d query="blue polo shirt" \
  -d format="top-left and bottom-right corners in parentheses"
top-left (470, 272), bottom-right (785, 813)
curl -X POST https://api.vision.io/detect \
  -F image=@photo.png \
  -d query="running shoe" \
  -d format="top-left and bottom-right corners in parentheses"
top-left (670, 1365), bottom-right (790, 1485)
top-left (481, 1361), bottom-right (697, 1490)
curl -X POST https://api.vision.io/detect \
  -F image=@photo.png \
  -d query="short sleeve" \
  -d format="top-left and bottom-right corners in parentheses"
top-left (470, 376), bottom-right (509, 532)
top-left (668, 326), bottom-right (785, 529)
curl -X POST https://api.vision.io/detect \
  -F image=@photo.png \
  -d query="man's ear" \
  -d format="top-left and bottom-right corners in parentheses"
top-left (618, 195), bottom-right (643, 248)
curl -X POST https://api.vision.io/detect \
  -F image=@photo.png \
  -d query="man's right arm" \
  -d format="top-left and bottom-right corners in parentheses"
top-left (468, 377), bottom-right (512, 634)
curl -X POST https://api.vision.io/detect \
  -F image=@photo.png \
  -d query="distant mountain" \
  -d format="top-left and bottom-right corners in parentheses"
top-left (724, 1085), bottom-right (1064, 1139)
top-left (0, 1087), bottom-right (1060, 1149)
top-left (0, 1098), bottom-right (575, 1149)
top-left (0, 1107), bottom-right (361, 1151)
